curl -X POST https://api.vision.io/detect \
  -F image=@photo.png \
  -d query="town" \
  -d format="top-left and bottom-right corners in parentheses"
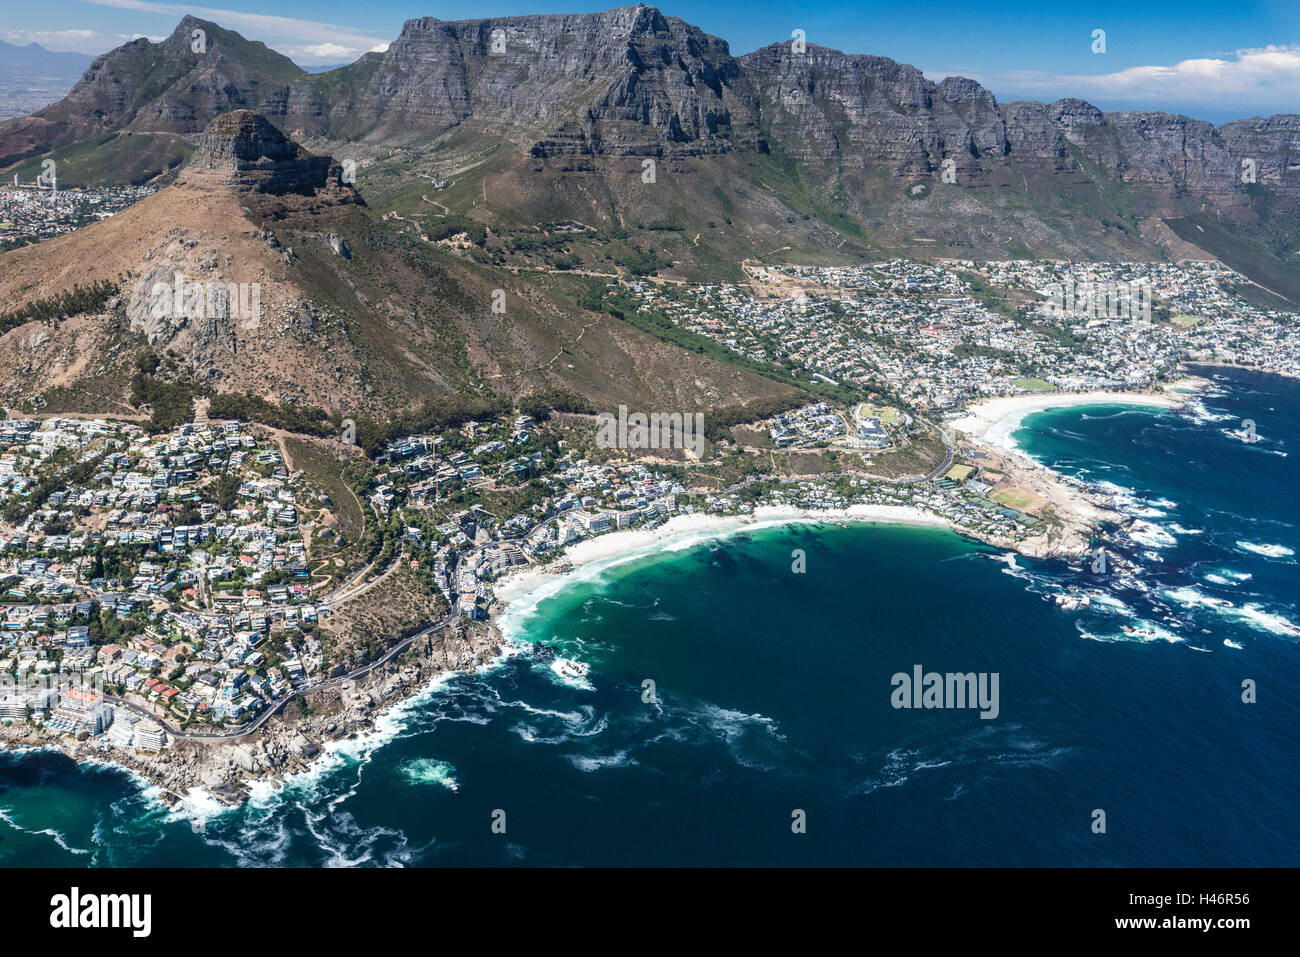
top-left (0, 182), bottom-right (155, 249)
top-left (2, 254), bottom-right (1297, 763)
top-left (625, 259), bottom-right (1300, 409)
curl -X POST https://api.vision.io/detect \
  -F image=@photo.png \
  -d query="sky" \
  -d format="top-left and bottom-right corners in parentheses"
top-left (2, 0), bottom-right (1298, 122)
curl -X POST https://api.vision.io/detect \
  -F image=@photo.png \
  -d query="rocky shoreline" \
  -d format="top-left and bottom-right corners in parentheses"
top-left (0, 389), bottom-right (1196, 809)
top-left (1, 620), bottom-right (502, 809)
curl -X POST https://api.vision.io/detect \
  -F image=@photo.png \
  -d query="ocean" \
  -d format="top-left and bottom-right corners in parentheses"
top-left (2, 365), bottom-right (1297, 866)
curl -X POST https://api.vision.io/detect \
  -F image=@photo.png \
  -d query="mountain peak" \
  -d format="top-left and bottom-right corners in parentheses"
top-left (177, 110), bottom-right (357, 201)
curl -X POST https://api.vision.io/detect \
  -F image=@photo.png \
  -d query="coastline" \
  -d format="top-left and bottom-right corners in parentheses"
top-left (946, 386), bottom-right (1193, 445)
top-left (490, 504), bottom-right (953, 643)
top-left (1184, 360), bottom-right (1300, 384)
top-left (484, 383), bottom-right (1214, 646)
top-left (0, 616), bottom-right (503, 815)
top-left (0, 387), bottom-right (1210, 818)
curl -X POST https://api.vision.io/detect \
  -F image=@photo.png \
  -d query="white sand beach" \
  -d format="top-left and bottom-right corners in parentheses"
top-left (946, 390), bottom-right (1187, 446)
top-left (491, 504), bottom-right (951, 631)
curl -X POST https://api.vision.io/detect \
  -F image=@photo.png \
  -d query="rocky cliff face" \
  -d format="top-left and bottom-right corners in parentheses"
top-left (739, 43), bottom-right (1299, 208)
top-left (327, 6), bottom-right (762, 157)
top-left (2, 6), bottom-right (1298, 215)
top-left (740, 44), bottom-right (1016, 179)
top-left (176, 109), bottom-right (356, 199)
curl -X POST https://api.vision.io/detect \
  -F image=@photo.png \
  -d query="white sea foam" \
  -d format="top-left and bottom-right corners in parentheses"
top-left (1234, 603), bottom-right (1300, 639)
top-left (243, 669), bottom-right (468, 810)
top-left (548, 658), bottom-right (595, 691)
top-left (1235, 541), bottom-right (1295, 559)
top-left (0, 807), bottom-right (92, 855)
top-left (1087, 592), bottom-right (1134, 616)
top-left (165, 786), bottom-right (233, 829)
top-left (1184, 399), bottom-right (1235, 424)
top-left (1163, 586), bottom-right (1300, 638)
top-left (401, 758), bottom-right (459, 791)
top-left (564, 750), bottom-right (637, 772)
top-left (1224, 569), bottom-right (1253, 581)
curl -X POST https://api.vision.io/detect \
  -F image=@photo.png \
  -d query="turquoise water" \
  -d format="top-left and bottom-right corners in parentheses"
top-left (1, 366), bottom-right (1297, 866)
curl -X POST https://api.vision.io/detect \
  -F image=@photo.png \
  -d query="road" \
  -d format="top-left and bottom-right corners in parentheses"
top-left (94, 417), bottom-right (952, 744)
top-left (921, 426), bottom-right (955, 483)
top-left (105, 616), bottom-right (454, 740)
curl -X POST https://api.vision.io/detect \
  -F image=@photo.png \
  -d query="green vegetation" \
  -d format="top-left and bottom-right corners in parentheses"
top-left (1164, 214), bottom-right (1300, 307)
top-left (1012, 377), bottom-right (1055, 392)
top-left (953, 341), bottom-right (1015, 361)
top-left (130, 355), bottom-right (204, 432)
top-left (516, 388), bottom-right (597, 421)
top-left (2, 447), bottom-right (107, 524)
top-left (208, 393), bottom-right (335, 436)
top-left (703, 395), bottom-right (811, 442)
top-left (589, 286), bottom-right (859, 405)
top-left (354, 393), bottom-right (511, 457)
top-left (425, 215), bottom-right (487, 246)
top-left (8, 134), bottom-right (190, 187)
top-left (0, 279), bottom-right (120, 335)
top-left (614, 245), bottom-right (673, 277)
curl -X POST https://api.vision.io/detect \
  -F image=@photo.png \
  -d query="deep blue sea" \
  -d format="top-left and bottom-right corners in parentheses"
top-left (2, 366), bottom-right (1296, 866)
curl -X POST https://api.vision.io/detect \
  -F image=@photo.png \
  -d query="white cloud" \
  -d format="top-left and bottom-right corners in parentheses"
top-left (1, 28), bottom-right (101, 52)
top-left (299, 43), bottom-right (354, 60)
top-left (81, 0), bottom-right (388, 64)
top-left (996, 45), bottom-right (1300, 116)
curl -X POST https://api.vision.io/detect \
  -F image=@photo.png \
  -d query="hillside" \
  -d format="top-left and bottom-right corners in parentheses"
top-left (0, 110), bottom-right (796, 421)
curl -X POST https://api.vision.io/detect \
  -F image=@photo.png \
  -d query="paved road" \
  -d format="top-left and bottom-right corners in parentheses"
top-left (100, 423), bottom-right (952, 743)
top-left (106, 616), bottom-right (454, 741)
top-left (919, 426), bottom-right (955, 483)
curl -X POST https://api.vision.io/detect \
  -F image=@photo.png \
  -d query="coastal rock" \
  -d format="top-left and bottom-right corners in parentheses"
top-left (231, 745), bottom-right (259, 773)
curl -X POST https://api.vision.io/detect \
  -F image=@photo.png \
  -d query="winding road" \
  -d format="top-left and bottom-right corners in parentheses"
top-left (105, 616), bottom-right (454, 740)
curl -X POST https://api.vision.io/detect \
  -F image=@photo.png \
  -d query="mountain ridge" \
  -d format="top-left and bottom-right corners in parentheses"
top-left (0, 6), bottom-right (1297, 421)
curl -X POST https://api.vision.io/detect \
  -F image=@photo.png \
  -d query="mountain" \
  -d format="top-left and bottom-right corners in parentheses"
top-left (0, 6), bottom-right (1297, 420)
top-left (1, 8), bottom-right (1295, 279)
top-left (0, 40), bottom-right (95, 121)
top-left (0, 39), bottom-right (94, 78)
top-left (0, 108), bottom-right (792, 420)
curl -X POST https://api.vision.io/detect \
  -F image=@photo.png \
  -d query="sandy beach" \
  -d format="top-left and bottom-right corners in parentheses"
top-left (491, 504), bottom-right (951, 631)
top-left (946, 389), bottom-right (1189, 445)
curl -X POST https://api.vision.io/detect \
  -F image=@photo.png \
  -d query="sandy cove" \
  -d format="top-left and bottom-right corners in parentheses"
top-left (946, 387), bottom-right (1192, 444)
top-left (939, 383), bottom-right (1204, 558)
top-left (490, 504), bottom-right (952, 634)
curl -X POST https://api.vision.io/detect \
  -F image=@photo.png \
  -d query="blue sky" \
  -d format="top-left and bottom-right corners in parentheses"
top-left (4, 1), bottom-right (1298, 121)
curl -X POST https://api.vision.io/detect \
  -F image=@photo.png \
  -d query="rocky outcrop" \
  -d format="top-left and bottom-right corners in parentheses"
top-left (176, 110), bottom-right (356, 199)
top-left (0, 15), bottom-right (316, 166)
top-left (1, 7), bottom-right (1298, 219)
top-left (739, 43), bottom-right (1298, 208)
top-left (0, 620), bottom-right (502, 808)
top-left (352, 6), bottom-right (762, 156)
